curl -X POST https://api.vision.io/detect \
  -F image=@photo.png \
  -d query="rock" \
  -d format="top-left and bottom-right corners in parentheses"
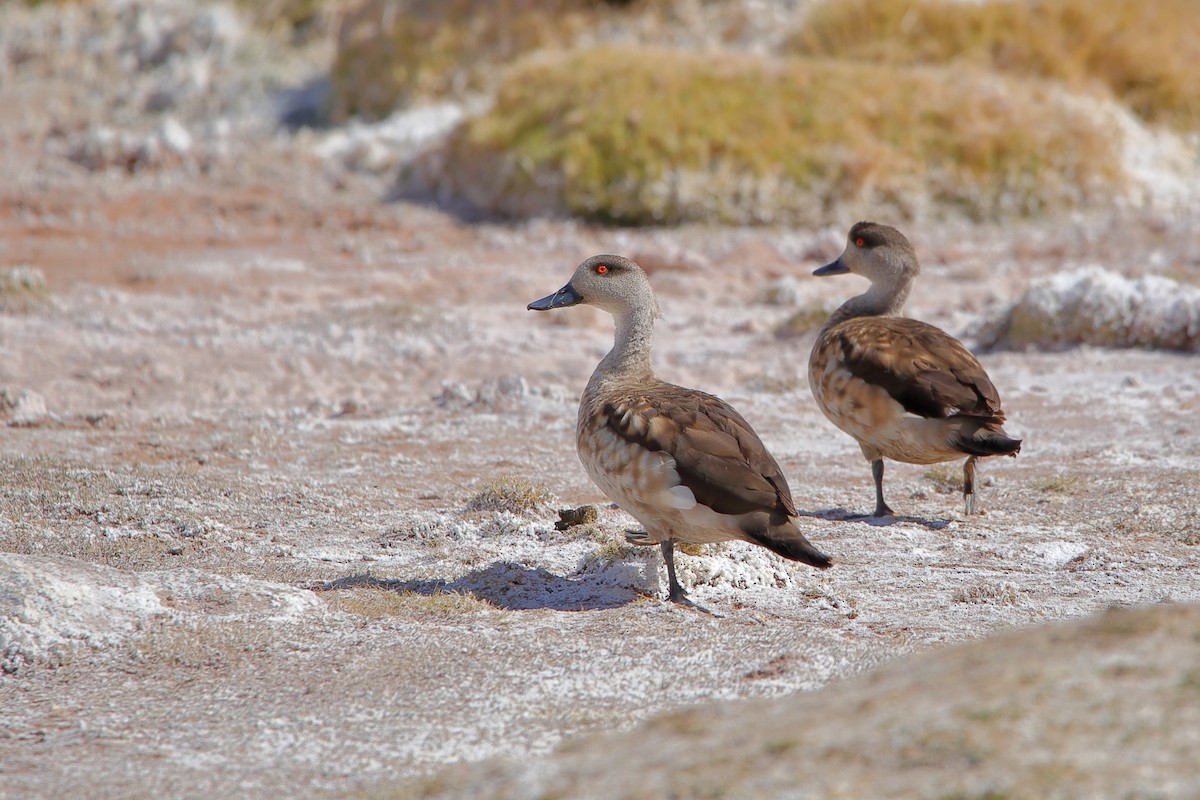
top-left (992, 266), bottom-right (1200, 351)
top-left (1, 388), bottom-right (48, 425)
top-left (158, 116), bottom-right (193, 154)
top-left (314, 103), bottom-right (470, 174)
top-left (555, 505), bottom-right (599, 531)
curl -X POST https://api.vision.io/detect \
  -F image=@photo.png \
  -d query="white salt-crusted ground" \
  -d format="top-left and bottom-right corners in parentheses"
top-left (2, 2), bottom-right (1200, 798)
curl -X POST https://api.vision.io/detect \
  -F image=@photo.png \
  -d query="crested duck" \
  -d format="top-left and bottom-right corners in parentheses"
top-left (529, 254), bottom-right (832, 604)
top-left (809, 222), bottom-right (1021, 517)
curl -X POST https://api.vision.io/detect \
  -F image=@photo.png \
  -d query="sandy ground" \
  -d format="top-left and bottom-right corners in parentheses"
top-left (3, 6), bottom-right (1200, 798)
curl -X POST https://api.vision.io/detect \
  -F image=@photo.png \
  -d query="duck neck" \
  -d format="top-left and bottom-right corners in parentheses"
top-left (826, 277), bottom-right (912, 328)
top-left (597, 304), bottom-right (656, 382)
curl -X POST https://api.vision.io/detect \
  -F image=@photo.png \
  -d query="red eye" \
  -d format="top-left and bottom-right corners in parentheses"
top-left (596, 264), bottom-right (609, 274)
top-left (855, 237), bottom-right (865, 247)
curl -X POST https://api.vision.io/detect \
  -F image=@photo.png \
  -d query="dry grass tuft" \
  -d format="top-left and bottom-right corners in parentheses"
top-left (775, 303), bottom-right (829, 338)
top-left (1107, 497), bottom-right (1200, 547)
top-left (0, 265), bottom-right (52, 312)
top-left (466, 476), bottom-right (553, 514)
top-left (1035, 475), bottom-right (1084, 494)
top-left (923, 465), bottom-right (962, 493)
top-left (416, 45), bottom-right (1124, 224)
top-left (953, 580), bottom-right (1022, 606)
top-left (321, 588), bottom-right (495, 619)
top-left (124, 620), bottom-right (274, 671)
top-left (792, 0), bottom-right (1200, 131)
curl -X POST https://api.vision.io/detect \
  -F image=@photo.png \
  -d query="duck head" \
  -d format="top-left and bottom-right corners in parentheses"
top-left (528, 254), bottom-right (661, 318)
top-left (814, 221), bottom-right (920, 285)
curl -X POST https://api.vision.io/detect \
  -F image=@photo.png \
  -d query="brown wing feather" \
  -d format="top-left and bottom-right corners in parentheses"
top-left (829, 317), bottom-right (1004, 420)
top-left (602, 388), bottom-right (796, 519)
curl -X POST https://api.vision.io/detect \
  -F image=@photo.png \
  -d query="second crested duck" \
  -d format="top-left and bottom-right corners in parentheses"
top-left (809, 222), bottom-right (1021, 517)
top-left (529, 255), bottom-right (832, 605)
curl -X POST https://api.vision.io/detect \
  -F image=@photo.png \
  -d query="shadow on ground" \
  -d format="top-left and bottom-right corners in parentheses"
top-left (314, 560), bottom-right (646, 611)
top-left (800, 508), bottom-right (951, 530)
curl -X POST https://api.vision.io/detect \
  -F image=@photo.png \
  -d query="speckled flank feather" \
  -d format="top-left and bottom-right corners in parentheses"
top-left (810, 316), bottom-right (1015, 464)
top-left (577, 377), bottom-right (830, 565)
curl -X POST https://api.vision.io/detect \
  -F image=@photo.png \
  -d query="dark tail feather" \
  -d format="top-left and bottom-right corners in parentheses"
top-left (745, 522), bottom-right (832, 569)
top-left (955, 431), bottom-right (1022, 458)
top-left (951, 418), bottom-right (1022, 458)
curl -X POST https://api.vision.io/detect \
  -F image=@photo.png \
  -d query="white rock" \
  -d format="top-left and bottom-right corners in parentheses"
top-left (315, 102), bottom-right (470, 173)
top-left (8, 389), bottom-right (47, 424)
top-left (1028, 541), bottom-right (1091, 568)
top-left (1002, 267), bottom-right (1200, 351)
top-left (158, 116), bottom-right (192, 154)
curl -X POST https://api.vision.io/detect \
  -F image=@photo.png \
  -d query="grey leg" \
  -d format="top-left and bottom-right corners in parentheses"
top-left (872, 459), bottom-right (894, 518)
top-left (660, 539), bottom-right (691, 604)
top-left (963, 456), bottom-right (979, 515)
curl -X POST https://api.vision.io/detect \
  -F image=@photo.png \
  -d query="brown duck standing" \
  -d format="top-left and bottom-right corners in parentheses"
top-left (529, 254), bottom-right (831, 604)
top-left (809, 222), bottom-right (1021, 517)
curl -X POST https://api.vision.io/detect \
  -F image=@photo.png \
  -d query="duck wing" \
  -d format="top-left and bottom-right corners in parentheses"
top-left (828, 317), bottom-right (1004, 420)
top-left (601, 388), bottom-right (797, 519)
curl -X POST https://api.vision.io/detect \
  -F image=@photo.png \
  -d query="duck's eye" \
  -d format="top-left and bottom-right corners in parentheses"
top-left (855, 237), bottom-right (866, 248)
top-left (595, 264), bottom-right (609, 275)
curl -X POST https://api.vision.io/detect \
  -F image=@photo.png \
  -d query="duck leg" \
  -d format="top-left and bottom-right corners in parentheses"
top-left (963, 456), bottom-right (978, 515)
top-left (872, 459), bottom-right (894, 518)
top-left (660, 539), bottom-right (691, 605)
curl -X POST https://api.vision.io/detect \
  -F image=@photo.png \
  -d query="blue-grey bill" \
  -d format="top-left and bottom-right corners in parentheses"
top-left (812, 257), bottom-right (849, 277)
top-left (528, 283), bottom-right (584, 310)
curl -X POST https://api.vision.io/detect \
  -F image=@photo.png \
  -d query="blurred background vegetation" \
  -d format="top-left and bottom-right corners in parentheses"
top-left (21, 0), bottom-right (1198, 225)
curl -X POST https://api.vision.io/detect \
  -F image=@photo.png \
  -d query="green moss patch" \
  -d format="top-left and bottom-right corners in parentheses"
top-left (416, 45), bottom-right (1124, 224)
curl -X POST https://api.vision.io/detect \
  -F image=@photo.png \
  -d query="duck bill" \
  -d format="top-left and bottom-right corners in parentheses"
top-left (527, 283), bottom-right (584, 311)
top-left (813, 256), bottom-right (850, 277)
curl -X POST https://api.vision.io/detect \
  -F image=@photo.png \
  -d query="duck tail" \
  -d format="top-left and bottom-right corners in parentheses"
top-left (744, 520), bottom-right (832, 569)
top-left (952, 422), bottom-right (1022, 458)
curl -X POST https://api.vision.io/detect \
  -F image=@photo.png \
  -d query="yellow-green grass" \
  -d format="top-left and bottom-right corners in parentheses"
top-left (329, 0), bottom-right (607, 121)
top-left (792, 0), bottom-right (1200, 131)
top-left (321, 587), bottom-right (495, 619)
top-left (426, 45), bottom-right (1124, 224)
